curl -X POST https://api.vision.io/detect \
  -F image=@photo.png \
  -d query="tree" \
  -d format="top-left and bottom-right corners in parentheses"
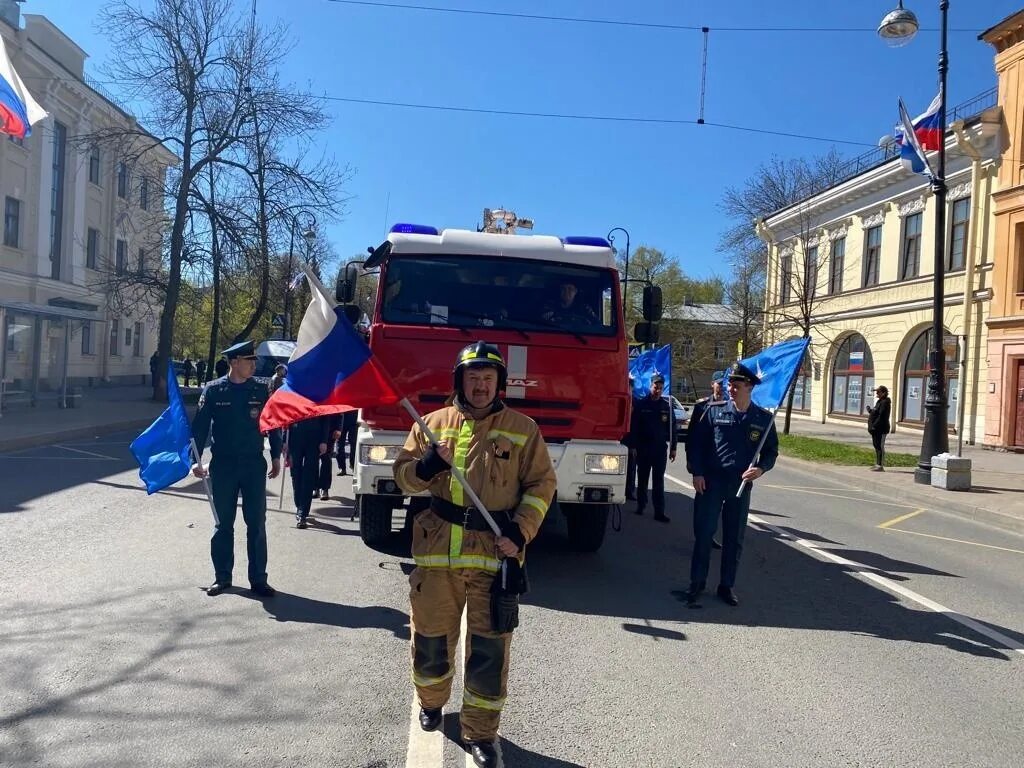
top-left (617, 246), bottom-right (724, 333)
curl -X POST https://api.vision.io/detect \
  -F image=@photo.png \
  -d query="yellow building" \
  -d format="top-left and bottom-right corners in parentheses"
top-left (982, 12), bottom-right (1024, 450)
top-left (758, 92), bottom-right (1001, 445)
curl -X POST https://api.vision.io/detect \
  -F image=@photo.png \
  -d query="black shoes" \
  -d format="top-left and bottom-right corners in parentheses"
top-left (711, 538), bottom-right (722, 550)
top-left (654, 513), bottom-right (670, 523)
top-left (206, 581), bottom-right (231, 596)
top-left (467, 741), bottom-right (498, 768)
top-left (336, 470), bottom-right (346, 476)
top-left (684, 582), bottom-right (705, 605)
top-left (418, 707), bottom-right (442, 732)
top-left (625, 491), bottom-right (636, 501)
top-left (717, 585), bottom-right (739, 606)
top-left (251, 582), bottom-right (276, 598)
top-left (295, 509), bottom-right (308, 529)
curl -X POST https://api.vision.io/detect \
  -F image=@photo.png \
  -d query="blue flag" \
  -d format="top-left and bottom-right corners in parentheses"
top-left (130, 362), bottom-right (193, 494)
top-left (629, 344), bottom-right (671, 398)
top-left (738, 337), bottom-right (810, 411)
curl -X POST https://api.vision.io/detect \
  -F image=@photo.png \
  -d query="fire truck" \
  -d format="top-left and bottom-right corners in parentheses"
top-left (335, 223), bottom-right (662, 552)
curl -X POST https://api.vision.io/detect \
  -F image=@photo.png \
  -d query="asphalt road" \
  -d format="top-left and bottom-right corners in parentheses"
top-left (1, 434), bottom-right (1022, 768)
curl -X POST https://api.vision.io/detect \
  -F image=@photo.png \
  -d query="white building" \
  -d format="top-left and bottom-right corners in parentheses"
top-left (0, 1), bottom-right (175, 407)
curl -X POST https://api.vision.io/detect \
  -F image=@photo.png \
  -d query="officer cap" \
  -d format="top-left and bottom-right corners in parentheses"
top-left (711, 371), bottom-right (725, 384)
top-left (222, 340), bottom-right (257, 359)
top-left (728, 363), bottom-right (761, 385)
top-left (650, 373), bottom-right (665, 385)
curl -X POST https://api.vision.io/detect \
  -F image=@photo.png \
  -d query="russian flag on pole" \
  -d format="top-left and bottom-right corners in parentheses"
top-left (259, 267), bottom-right (402, 432)
top-left (737, 337), bottom-right (811, 412)
top-left (895, 93), bottom-right (941, 177)
top-left (0, 34), bottom-right (47, 139)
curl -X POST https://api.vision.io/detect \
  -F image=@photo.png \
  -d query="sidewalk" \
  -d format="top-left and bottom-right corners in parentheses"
top-left (0, 385), bottom-right (168, 452)
top-left (779, 415), bottom-right (1024, 534)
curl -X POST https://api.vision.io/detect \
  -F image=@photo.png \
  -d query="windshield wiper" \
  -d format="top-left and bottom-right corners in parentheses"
top-left (398, 309), bottom-right (471, 335)
top-left (507, 313), bottom-right (588, 344)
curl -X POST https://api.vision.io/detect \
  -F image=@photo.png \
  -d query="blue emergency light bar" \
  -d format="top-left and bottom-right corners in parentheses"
top-left (390, 223), bottom-right (439, 235)
top-left (561, 236), bottom-right (611, 248)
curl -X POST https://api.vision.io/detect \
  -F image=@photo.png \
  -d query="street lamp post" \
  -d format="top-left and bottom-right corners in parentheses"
top-left (607, 227), bottom-right (631, 315)
top-left (879, 0), bottom-right (950, 483)
top-left (285, 210), bottom-right (317, 340)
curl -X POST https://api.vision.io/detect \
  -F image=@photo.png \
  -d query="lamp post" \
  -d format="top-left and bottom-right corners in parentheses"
top-left (607, 227), bottom-right (631, 316)
top-left (879, 0), bottom-right (950, 483)
top-left (285, 210), bottom-right (317, 340)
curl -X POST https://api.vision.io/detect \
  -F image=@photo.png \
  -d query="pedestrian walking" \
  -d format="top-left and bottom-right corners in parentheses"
top-left (336, 409), bottom-right (357, 476)
top-left (392, 341), bottom-right (556, 768)
top-left (190, 340), bottom-right (283, 597)
top-left (214, 356), bottom-right (229, 378)
top-left (625, 374), bottom-right (676, 522)
top-left (149, 352), bottom-right (158, 387)
top-left (867, 385), bottom-right (892, 471)
top-left (317, 413), bottom-right (342, 500)
top-left (196, 358), bottom-right (207, 384)
top-left (685, 373), bottom-right (725, 549)
top-left (269, 364), bottom-right (288, 394)
top-left (182, 357), bottom-right (194, 387)
top-left (685, 363), bottom-right (778, 607)
top-left (288, 415), bottom-right (330, 528)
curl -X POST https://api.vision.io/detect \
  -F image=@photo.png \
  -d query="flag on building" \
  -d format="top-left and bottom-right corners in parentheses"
top-left (259, 266), bottom-right (402, 432)
top-left (895, 93), bottom-right (941, 177)
top-left (0, 34), bottom-right (47, 139)
top-left (130, 363), bottom-right (193, 494)
top-left (737, 337), bottom-right (811, 411)
top-left (628, 344), bottom-right (672, 398)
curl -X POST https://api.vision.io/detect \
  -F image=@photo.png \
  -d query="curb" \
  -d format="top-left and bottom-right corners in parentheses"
top-left (778, 455), bottom-right (1024, 536)
top-left (0, 417), bottom-right (157, 454)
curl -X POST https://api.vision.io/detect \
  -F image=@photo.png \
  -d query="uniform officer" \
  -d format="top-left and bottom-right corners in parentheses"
top-left (685, 363), bottom-right (777, 606)
top-left (393, 341), bottom-right (557, 768)
top-left (626, 373), bottom-right (677, 522)
top-left (685, 373), bottom-right (725, 549)
top-left (288, 415), bottom-right (330, 528)
top-left (191, 340), bottom-right (282, 597)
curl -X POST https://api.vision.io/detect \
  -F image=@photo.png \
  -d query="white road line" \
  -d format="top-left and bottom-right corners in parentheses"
top-left (55, 444), bottom-right (119, 460)
top-left (748, 513), bottom-right (1024, 657)
top-left (404, 692), bottom-right (443, 767)
top-left (665, 474), bottom-right (693, 490)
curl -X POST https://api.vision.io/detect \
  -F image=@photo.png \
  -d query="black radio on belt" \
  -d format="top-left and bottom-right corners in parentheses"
top-left (431, 497), bottom-right (510, 531)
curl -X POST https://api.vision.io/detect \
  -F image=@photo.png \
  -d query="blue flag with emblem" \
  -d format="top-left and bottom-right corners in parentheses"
top-left (737, 337), bottom-right (811, 411)
top-left (628, 343), bottom-right (671, 398)
top-left (130, 362), bottom-right (194, 494)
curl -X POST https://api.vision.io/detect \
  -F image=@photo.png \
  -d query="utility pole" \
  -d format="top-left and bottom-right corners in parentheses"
top-left (480, 208), bottom-right (534, 234)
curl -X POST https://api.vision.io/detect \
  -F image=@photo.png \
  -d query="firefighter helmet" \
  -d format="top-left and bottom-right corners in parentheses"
top-left (453, 341), bottom-right (507, 395)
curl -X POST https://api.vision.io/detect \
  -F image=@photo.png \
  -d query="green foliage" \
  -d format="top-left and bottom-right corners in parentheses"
top-left (779, 434), bottom-right (918, 466)
top-left (618, 245), bottom-right (725, 332)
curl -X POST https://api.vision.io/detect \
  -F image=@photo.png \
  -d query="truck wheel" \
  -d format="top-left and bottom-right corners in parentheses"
top-left (358, 494), bottom-right (393, 546)
top-left (563, 503), bottom-right (608, 552)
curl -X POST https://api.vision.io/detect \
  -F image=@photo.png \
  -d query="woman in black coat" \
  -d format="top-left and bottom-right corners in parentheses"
top-left (867, 385), bottom-right (892, 470)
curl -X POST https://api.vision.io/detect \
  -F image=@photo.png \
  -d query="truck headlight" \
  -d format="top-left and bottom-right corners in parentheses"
top-left (584, 454), bottom-right (624, 474)
top-left (360, 444), bottom-right (402, 465)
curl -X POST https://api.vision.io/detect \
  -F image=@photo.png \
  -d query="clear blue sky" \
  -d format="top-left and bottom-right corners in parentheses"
top-left (34, 0), bottom-right (1021, 282)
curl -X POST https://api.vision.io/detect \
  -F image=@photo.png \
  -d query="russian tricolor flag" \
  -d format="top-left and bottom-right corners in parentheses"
top-left (896, 93), bottom-right (941, 177)
top-left (0, 34), bottom-right (47, 139)
top-left (259, 266), bottom-right (401, 433)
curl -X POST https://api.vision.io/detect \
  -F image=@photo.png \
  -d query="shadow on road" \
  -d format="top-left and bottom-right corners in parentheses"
top-left (439, 712), bottom-right (586, 768)
top-left (244, 590), bottom-right (409, 639)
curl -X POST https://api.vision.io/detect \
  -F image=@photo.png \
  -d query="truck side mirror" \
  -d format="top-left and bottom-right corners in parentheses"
top-left (342, 304), bottom-right (362, 325)
top-left (336, 263), bottom-right (360, 304)
top-left (633, 321), bottom-right (660, 345)
top-left (642, 285), bottom-right (662, 321)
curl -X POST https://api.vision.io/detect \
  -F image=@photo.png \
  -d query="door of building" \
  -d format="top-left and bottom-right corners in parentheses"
top-left (1016, 360), bottom-right (1024, 447)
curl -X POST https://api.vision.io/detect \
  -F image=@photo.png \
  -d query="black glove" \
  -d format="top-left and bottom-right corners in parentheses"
top-left (414, 442), bottom-right (450, 481)
top-left (499, 520), bottom-right (526, 554)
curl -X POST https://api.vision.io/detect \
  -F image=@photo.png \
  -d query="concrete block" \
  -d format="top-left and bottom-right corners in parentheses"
top-left (931, 453), bottom-right (972, 491)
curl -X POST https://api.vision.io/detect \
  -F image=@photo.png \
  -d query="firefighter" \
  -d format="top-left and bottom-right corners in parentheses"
top-left (393, 341), bottom-right (557, 768)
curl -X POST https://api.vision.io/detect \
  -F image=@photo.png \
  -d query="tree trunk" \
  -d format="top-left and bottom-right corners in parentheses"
top-left (234, 100), bottom-right (271, 343)
top-left (205, 160), bottom-right (221, 379)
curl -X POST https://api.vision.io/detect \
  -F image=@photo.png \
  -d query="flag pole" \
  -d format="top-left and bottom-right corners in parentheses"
top-left (735, 415), bottom-right (776, 499)
top-left (190, 437), bottom-right (219, 526)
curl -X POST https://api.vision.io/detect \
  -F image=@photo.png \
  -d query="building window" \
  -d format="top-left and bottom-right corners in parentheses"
top-left (900, 212), bottom-right (922, 280)
top-left (948, 198), bottom-right (969, 271)
top-left (830, 334), bottom-right (874, 418)
top-left (8, 134), bottom-right (24, 147)
top-left (109, 319), bottom-right (120, 356)
top-left (680, 337), bottom-right (694, 360)
top-left (137, 248), bottom-right (146, 275)
top-left (714, 341), bottom-right (726, 362)
top-left (89, 146), bottom-right (101, 185)
top-left (86, 228), bottom-right (100, 269)
top-left (791, 350), bottom-right (812, 411)
top-left (140, 176), bottom-right (149, 210)
top-left (125, 326), bottom-right (132, 348)
top-left (4, 197), bottom-right (20, 248)
top-left (802, 245), bottom-right (818, 299)
top-left (863, 225), bottom-right (881, 287)
top-left (133, 322), bottom-right (143, 356)
top-left (780, 254), bottom-right (793, 303)
top-left (81, 321), bottom-right (93, 355)
top-left (116, 240), bottom-right (127, 274)
top-left (901, 328), bottom-right (960, 425)
top-left (828, 237), bottom-right (845, 295)
top-left (50, 121), bottom-right (67, 281)
top-left (117, 162), bottom-right (128, 199)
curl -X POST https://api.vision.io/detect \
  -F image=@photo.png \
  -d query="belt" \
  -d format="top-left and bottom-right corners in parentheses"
top-left (430, 497), bottom-right (511, 532)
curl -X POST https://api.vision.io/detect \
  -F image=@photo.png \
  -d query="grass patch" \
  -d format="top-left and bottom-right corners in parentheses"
top-left (779, 434), bottom-right (919, 467)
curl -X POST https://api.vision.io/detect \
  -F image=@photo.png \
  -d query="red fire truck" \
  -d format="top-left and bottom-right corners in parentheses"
top-left (336, 223), bottom-right (661, 552)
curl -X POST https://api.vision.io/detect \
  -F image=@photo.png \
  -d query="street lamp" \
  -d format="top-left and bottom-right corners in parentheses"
top-left (607, 227), bottom-right (631, 315)
top-left (285, 210), bottom-right (317, 340)
top-left (879, 1), bottom-right (950, 483)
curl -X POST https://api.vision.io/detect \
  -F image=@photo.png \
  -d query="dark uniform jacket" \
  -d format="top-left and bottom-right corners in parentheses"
top-left (867, 396), bottom-right (891, 435)
top-left (287, 415), bottom-right (331, 447)
top-left (192, 376), bottom-right (283, 459)
top-left (688, 400), bottom-right (777, 478)
top-left (625, 395), bottom-right (677, 453)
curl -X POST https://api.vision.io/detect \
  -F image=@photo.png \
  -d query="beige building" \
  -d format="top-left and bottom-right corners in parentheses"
top-left (758, 90), bottom-right (1001, 445)
top-left (0, 1), bottom-right (174, 408)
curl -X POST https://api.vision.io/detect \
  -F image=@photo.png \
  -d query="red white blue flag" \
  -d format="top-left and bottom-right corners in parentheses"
top-left (0, 35), bottom-right (46, 139)
top-left (896, 93), bottom-right (941, 177)
top-left (259, 266), bottom-right (401, 432)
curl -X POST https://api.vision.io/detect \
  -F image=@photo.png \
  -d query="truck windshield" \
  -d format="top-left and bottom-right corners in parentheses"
top-left (380, 254), bottom-right (619, 336)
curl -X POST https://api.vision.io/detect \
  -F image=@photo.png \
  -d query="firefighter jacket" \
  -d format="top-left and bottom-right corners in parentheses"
top-left (393, 399), bottom-right (557, 572)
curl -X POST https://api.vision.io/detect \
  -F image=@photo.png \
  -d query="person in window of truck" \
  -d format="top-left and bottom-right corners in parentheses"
top-left (627, 373), bottom-right (677, 522)
top-left (866, 385), bottom-right (892, 471)
top-left (541, 281), bottom-right (597, 324)
top-left (392, 341), bottom-right (556, 768)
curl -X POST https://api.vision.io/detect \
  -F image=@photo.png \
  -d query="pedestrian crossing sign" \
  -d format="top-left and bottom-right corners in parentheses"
top-left (628, 344), bottom-right (643, 359)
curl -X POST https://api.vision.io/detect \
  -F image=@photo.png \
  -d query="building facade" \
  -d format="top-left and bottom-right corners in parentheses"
top-left (0, 3), bottom-right (174, 406)
top-left (759, 93), bottom-right (1001, 446)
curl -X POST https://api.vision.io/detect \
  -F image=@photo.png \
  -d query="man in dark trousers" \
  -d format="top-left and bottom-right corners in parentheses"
top-left (627, 374), bottom-right (677, 522)
top-left (336, 409), bottom-right (358, 476)
top-left (685, 363), bottom-right (778, 607)
top-left (685, 373), bottom-right (725, 549)
top-left (289, 415), bottom-right (330, 527)
top-left (191, 340), bottom-right (282, 597)
top-left (182, 357), bottom-right (194, 387)
top-left (867, 385), bottom-right (892, 471)
top-left (196, 358), bottom-right (207, 385)
top-left (149, 352), bottom-right (158, 387)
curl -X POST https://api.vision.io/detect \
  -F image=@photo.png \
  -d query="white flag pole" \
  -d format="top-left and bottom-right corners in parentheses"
top-left (190, 437), bottom-right (219, 526)
top-left (735, 413), bottom-right (776, 499)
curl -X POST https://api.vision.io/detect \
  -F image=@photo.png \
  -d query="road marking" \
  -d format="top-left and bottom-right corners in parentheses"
top-left (887, 528), bottom-right (1024, 555)
top-left (748, 513), bottom-right (1024, 657)
top-left (665, 474), bottom-right (693, 490)
top-left (55, 444), bottom-right (119, 460)
top-left (0, 455), bottom-right (115, 461)
top-left (877, 508), bottom-right (926, 529)
top-left (758, 485), bottom-right (916, 509)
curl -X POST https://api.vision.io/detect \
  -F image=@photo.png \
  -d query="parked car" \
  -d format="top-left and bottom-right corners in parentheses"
top-left (669, 395), bottom-right (690, 441)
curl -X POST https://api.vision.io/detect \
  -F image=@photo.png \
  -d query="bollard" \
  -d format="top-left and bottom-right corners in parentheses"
top-left (931, 453), bottom-right (972, 491)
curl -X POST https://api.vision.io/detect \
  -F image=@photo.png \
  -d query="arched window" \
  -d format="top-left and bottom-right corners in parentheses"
top-left (791, 349), bottom-right (812, 411)
top-left (831, 334), bottom-right (874, 417)
top-left (902, 328), bottom-right (959, 425)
